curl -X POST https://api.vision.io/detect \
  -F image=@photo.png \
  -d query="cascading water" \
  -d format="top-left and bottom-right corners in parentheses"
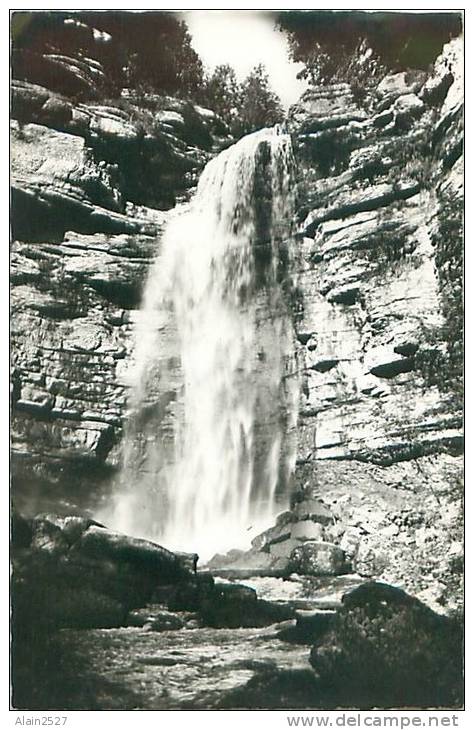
top-left (103, 126), bottom-right (300, 560)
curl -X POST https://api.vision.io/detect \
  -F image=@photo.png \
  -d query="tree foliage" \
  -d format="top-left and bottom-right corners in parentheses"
top-left (80, 11), bottom-right (205, 99)
top-left (277, 11), bottom-right (462, 86)
top-left (238, 64), bottom-right (284, 135)
top-left (202, 64), bottom-right (240, 128)
top-left (12, 11), bottom-right (206, 101)
top-left (200, 62), bottom-right (284, 137)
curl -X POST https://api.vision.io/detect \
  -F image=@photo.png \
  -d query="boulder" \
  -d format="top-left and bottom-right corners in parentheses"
top-left (198, 582), bottom-right (259, 628)
top-left (289, 541), bottom-right (347, 577)
top-left (198, 588), bottom-right (294, 629)
top-left (77, 525), bottom-right (195, 581)
top-left (30, 515), bottom-right (70, 554)
top-left (291, 520), bottom-right (325, 542)
top-left (277, 609), bottom-right (337, 645)
top-left (126, 607), bottom-right (186, 632)
top-left (219, 668), bottom-right (321, 710)
top-left (169, 578), bottom-right (294, 629)
top-left (309, 581), bottom-right (464, 708)
top-left (12, 512), bottom-right (200, 632)
top-left (339, 527), bottom-right (362, 559)
top-left (167, 573), bottom-right (215, 612)
top-left (206, 547), bottom-right (287, 576)
top-left (269, 538), bottom-right (299, 559)
top-left (275, 510), bottom-right (298, 527)
top-left (11, 549), bottom-right (127, 631)
top-left (294, 499), bottom-right (334, 525)
top-left (31, 513), bottom-right (104, 548)
top-left (251, 522), bottom-right (292, 550)
top-left (376, 71), bottom-right (426, 102)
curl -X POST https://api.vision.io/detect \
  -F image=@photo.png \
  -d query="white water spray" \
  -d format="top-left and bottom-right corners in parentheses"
top-left (104, 127), bottom-right (300, 560)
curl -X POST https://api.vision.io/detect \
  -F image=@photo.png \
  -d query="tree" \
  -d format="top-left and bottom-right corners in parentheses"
top-left (277, 11), bottom-right (462, 87)
top-left (203, 64), bottom-right (240, 129)
top-left (238, 64), bottom-right (284, 135)
top-left (11, 11), bottom-right (206, 102)
top-left (81, 12), bottom-right (205, 99)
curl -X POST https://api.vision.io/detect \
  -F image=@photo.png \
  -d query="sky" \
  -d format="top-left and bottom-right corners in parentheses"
top-left (182, 10), bottom-right (308, 109)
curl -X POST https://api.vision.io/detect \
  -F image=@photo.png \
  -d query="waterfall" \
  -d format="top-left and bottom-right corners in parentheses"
top-left (103, 126), bottom-right (300, 560)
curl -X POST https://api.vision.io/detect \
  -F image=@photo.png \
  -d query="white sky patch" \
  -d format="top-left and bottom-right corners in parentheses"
top-left (182, 10), bottom-right (308, 109)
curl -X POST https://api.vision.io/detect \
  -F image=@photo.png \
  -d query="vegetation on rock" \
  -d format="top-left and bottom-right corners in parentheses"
top-left (278, 11), bottom-right (462, 87)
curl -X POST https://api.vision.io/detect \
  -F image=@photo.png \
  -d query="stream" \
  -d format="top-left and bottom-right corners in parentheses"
top-left (28, 574), bottom-right (364, 710)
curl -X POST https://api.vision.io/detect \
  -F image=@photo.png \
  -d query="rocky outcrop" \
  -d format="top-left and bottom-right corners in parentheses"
top-left (10, 74), bottom-right (228, 504)
top-left (12, 16), bottom-right (117, 99)
top-left (286, 38), bottom-right (463, 608)
top-left (11, 512), bottom-right (197, 633)
top-left (309, 581), bottom-right (463, 708)
top-left (11, 79), bottom-right (228, 235)
top-left (208, 38), bottom-right (463, 607)
top-left (10, 224), bottom-right (160, 501)
top-left (290, 38), bottom-right (463, 466)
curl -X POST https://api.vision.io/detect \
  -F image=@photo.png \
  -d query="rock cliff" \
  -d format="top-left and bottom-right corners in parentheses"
top-left (10, 78), bottom-right (228, 508)
top-left (10, 38), bottom-right (463, 609)
top-left (287, 38), bottom-right (463, 608)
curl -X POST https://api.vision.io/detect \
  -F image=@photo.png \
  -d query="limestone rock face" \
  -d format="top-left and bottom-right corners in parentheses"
top-left (10, 76), bottom-right (222, 502)
top-left (11, 120), bottom-right (137, 241)
top-left (12, 80), bottom-right (226, 220)
top-left (12, 16), bottom-right (114, 99)
top-left (291, 37), bottom-right (463, 468)
top-left (288, 37), bottom-right (463, 607)
top-left (10, 224), bottom-right (159, 498)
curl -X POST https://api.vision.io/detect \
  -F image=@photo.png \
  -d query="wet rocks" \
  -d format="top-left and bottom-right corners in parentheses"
top-left (277, 609), bottom-right (337, 645)
top-left (309, 581), bottom-right (464, 708)
top-left (167, 573), bottom-right (215, 612)
top-left (78, 526), bottom-right (196, 580)
top-left (198, 589), bottom-right (294, 629)
top-left (11, 511), bottom-right (198, 633)
top-left (126, 606), bottom-right (193, 632)
top-left (208, 499), bottom-right (348, 579)
top-left (168, 575), bottom-right (294, 629)
top-left (289, 541), bottom-right (347, 577)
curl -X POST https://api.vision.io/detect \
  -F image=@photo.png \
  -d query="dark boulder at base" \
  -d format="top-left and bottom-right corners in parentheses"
top-left (169, 575), bottom-right (294, 629)
top-left (11, 511), bottom-right (199, 632)
top-left (77, 525), bottom-right (196, 582)
top-left (167, 573), bottom-right (215, 612)
top-left (309, 581), bottom-right (464, 708)
top-left (12, 550), bottom-right (127, 632)
top-left (199, 582), bottom-right (293, 629)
